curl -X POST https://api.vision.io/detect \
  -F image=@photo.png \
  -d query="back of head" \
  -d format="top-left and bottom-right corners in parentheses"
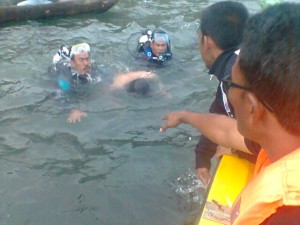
top-left (239, 3), bottom-right (300, 134)
top-left (199, 1), bottom-right (249, 50)
top-left (127, 78), bottom-right (150, 96)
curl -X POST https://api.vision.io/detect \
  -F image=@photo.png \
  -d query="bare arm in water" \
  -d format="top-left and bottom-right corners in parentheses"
top-left (67, 71), bottom-right (157, 123)
top-left (110, 71), bottom-right (157, 90)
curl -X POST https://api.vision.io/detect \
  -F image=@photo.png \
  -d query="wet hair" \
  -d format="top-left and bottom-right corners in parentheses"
top-left (239, 3), bottom-right (300, 134)
top-left (199, 1), bottom-right (249, 50)
top-left (127, 78), bottom-right (150, 96)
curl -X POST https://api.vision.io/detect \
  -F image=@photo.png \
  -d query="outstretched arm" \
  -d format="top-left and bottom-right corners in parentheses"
top-left (160, 111), bottom-right (251, 154)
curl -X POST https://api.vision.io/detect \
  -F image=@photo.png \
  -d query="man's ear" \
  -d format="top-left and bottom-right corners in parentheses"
top-left (150, 42), bottom-right (154, 49)
top-left (202, 35), bottom-right (211, 51)
top-left (206, 36), bottom-right (219, 50)
top-left (70, 60), bottom-right (75, 68)
top-left (245, 92), bottom-right (266, 120)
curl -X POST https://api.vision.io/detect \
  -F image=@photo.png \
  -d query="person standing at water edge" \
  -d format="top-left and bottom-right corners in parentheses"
top-left (137, 29), bottom-right (172, 66)
top-left (227, 3), bottom-right (300, 224)
top-left (194, 1), bottom-right (251, 186)
top-left (51, 42), bottom-right (105, 123)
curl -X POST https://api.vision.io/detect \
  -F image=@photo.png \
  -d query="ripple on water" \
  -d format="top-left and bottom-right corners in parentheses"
top-left (0, 0), bottom-right (262, 224)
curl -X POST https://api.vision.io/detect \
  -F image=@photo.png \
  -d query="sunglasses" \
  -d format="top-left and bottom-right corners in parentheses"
top-left (222, 78), bottom-right (274, 112)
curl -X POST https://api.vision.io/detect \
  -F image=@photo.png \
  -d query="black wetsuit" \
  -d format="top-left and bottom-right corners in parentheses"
top-left (138, 41), bottom-right (172, 66)
top-left (50, 45), bottom-right (110, 94)
top-left (49, 43), bottom-right (112, 95)
top-left (46, 62), bottom-right (114, 118)
top-left (53, 59), bottom-right (103, 93)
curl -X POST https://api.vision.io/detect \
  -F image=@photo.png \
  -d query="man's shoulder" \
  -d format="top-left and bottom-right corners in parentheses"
top-left (47, 59), bottom-right (71, 78)
top-left (219, 50), bottom-right (238, 81)
top-left (210, 47), bottom-right (238, 80)
top-left (141, 41), bottom-right (151, 52)
top-left (53, 45), bottom-right (71, 64)
top-left (55, 60), bottom-right (72, 75)
top-left (225, 51), bottom-right (238, 68)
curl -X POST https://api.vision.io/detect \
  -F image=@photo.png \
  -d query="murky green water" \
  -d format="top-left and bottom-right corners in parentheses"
top-left (0, 1), bottom-right (261, 224)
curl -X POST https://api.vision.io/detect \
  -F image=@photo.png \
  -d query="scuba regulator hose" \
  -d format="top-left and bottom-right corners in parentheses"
top-left (126, 31), bottom-right (144, 58)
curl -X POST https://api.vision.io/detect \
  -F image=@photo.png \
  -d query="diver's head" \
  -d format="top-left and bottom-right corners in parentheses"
top-left (70, 43), bottom-right (92, 75)
top-left (127, 78), bottom-right (150, 96)
top-left (150, 29), bottom-right (170, 57)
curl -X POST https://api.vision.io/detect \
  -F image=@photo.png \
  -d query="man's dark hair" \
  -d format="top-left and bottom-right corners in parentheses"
top-left (199, 1), bottom-right (249, 50)
top-left (239, 3), bottom-right (300, 134)
top-left (127, 78), bottom-right (150, 96)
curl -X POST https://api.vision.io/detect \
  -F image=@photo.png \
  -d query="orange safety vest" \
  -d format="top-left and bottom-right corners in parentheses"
top-left (230, 148), bottom-right (300, 225)
top-left (254, 149), bottom-right (271, 176)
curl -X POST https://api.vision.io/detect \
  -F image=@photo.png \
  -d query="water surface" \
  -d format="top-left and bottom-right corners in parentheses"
top-left (0, 1), bottom-right (261, 224)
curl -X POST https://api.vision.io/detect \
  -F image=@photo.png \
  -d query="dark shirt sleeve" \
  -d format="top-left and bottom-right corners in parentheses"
top-left (260, 206), bottom-right (300, 225)
top-left (195, 86), bottom-right (228, 169)
top-left (195, 135), bottom-right (218, 169)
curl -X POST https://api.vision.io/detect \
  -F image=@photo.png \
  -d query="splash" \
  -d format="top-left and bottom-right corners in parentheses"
top-left (170, 169), bottom-right (206, 204)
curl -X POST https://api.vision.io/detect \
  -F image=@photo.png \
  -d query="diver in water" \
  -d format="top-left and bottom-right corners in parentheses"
top-left (52, 42), bottom-right (103, 92)
top-left (50, 42), bottom-right (107, 123)
top-left (136, 29), bottom-right (172, 66)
